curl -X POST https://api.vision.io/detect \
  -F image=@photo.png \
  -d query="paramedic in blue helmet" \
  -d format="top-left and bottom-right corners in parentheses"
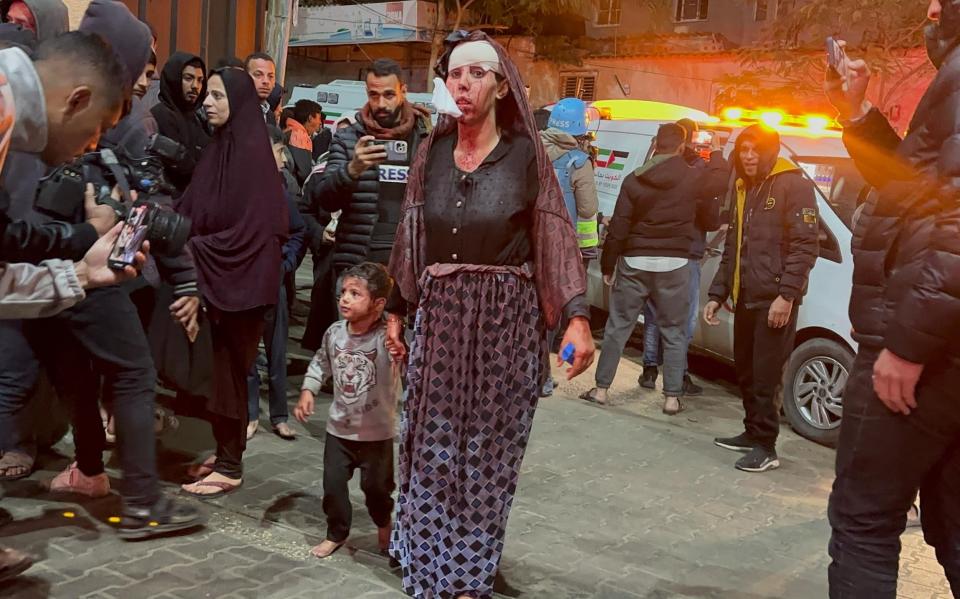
top-left (538, 97), bottom-right (599, 396)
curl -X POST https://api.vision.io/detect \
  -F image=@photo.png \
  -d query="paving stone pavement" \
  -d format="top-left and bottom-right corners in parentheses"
top-left (0, 277), bottom-right (952, 598)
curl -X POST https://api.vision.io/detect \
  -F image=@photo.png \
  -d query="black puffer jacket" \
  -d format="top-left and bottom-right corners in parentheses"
top-left (843, 15), bottom-right (960, 364)
top-left (303, 112), bottom-right (430, 269)
top-left (708, 125), bottom-right (819, 309)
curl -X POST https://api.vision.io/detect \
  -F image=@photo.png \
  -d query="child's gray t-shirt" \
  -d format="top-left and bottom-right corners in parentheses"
top-left (301, 320), bottom-right (398, 442)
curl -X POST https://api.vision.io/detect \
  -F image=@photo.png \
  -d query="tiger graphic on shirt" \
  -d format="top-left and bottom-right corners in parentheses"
top-left (333, 343), bottom-right (378, 404)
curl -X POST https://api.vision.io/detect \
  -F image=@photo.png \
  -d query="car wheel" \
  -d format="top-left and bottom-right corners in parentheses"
top-left (782, 338), bottom-right (852, 448)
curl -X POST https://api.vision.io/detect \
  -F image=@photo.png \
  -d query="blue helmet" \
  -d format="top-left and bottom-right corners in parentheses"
top-left (548, 97), bottom-right (589, 136)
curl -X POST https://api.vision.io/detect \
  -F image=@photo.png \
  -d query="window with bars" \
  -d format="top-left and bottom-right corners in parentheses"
top-left (675, 0), bottom-right (709, 21)
top-left (560, 74), bottom-right (597, 102)
top-left (756, 0), bottom-right (768, 21)
top-left (595, 0), bottom-right (622, 26)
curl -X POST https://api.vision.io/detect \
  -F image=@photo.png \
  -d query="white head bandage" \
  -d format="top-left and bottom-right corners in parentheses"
top-left (448, 41), bottom-right (502, 75)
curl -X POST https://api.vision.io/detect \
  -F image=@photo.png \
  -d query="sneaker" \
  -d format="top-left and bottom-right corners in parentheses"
top-left (639, 366), bottom-right (658, 389)
top-left (713, 433), bottom-right (754, 453)
top-left (683, 374), bottom-right (703, 396)
top-left (540, 377), bottom-right (555, 398)
top-left (118, 495), bottom-right (206, 541)
top-left (49, 462), bottom-right (110, 498)
top-left (735, 447), bottom-right (780, 473)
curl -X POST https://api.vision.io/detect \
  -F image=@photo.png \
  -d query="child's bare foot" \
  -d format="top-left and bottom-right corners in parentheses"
top-left (378, 525), bottom-right (391, 552)
top-left (310, 539), bottom-right (345, 559)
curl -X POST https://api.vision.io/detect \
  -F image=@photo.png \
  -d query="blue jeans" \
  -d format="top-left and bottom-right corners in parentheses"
top-left (247, 284), bottom-right (289, 426)
top-left (642, 259), bottom-right (701, 371)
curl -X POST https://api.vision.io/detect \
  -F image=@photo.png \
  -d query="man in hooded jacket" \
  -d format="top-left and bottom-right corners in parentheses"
top-left (151, 52), bottom-right (210, 195)
top-left (1, 0), bottom-right (66, 43)
top-left (824, 1), bottom-right (960, 595)
top-left (704, 124), bottom-right (818, 473)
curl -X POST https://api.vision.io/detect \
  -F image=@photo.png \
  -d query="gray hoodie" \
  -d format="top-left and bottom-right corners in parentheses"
top-left (0, 46), bottom-right (46, 222)
top-left (1, 0), bottom-right (68, 43)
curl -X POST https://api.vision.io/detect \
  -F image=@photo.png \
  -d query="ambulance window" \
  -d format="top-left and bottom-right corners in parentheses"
top-left (795, 156), bottom-right (866, 231)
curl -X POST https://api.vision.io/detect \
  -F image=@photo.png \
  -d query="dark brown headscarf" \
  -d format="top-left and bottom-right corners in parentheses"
top-left (388, 31), bottom-right (586, 328)
top-left (175, 68), bottom-right (289, 312)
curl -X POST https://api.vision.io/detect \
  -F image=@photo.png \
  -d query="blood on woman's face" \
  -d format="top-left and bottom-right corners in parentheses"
top-left (445, 65), bottom-right (508, 125)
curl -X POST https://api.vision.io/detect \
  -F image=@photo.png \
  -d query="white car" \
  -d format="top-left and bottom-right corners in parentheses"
top-left (580, 101), bottom-right (865, 446)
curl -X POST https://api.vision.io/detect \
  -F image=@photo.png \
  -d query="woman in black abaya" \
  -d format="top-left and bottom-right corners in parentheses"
top-left (175, 68), bottom-right (288, 497)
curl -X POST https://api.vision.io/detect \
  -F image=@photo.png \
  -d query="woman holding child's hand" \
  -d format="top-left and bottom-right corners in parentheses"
top-left (384, 33), bottom-right (593, 599)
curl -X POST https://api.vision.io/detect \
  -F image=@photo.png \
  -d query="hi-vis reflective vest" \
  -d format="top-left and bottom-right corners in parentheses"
top-left (553, 150), bottom-right (599, 251)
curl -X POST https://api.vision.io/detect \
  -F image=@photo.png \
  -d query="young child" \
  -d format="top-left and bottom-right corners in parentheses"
top-left (295, 262), bottom-right (399, 559)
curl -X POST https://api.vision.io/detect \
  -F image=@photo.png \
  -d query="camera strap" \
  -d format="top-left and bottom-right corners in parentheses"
top-left (98, 148), bottom-right (134, 207)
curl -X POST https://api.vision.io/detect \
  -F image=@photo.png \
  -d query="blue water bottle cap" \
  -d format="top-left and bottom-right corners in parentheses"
top-left (561, 343), bottom-right (575, 365)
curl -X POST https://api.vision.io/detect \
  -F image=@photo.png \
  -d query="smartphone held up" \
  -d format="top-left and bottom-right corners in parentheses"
top-left (826, 36), bottom-right (850, 91)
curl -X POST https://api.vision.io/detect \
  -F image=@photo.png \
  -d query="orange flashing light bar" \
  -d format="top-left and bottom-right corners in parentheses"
top-left (718, 107), bottom-right (842, 138)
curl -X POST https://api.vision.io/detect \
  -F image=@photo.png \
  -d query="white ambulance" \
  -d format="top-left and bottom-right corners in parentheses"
top-left (286, 80), bottom-right (436, 132)
top-left (569, 100), bottom-right (865, 447)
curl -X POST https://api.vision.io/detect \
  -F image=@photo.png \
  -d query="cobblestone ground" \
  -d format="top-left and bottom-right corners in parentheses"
top-left (0, 274), bottom-right (952, 598)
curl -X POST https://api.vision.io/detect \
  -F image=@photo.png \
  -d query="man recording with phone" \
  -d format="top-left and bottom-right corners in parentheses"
top-left (304, 58), bottom-right (431, 271)
top-left (824, 1), bottom-right (960, 596)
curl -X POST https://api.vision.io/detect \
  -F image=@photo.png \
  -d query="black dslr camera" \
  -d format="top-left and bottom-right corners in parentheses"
top-left (35, 135), bottom-right (191, 257)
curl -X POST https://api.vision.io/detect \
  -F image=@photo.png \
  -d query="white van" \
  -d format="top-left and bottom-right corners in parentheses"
top-left (571, 101), bottom-right (865, 446)
top-left (287, 80), bottom-right (436, 133)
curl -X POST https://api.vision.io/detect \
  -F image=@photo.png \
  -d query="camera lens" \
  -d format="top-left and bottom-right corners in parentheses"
top-left (143, 204), bottom-right (191, 257)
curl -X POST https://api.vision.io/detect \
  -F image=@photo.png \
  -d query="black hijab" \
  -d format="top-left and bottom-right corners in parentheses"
top-left (175, 68), bottom-right (289, 312)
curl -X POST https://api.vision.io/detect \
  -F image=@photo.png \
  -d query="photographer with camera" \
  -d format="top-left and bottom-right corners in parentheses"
top-left (0, 31), bottom-right (127, 480)
top-left (151, 51), bottom-right (210, 196)
top-left (41, 0), bottom-right (200, 486)
top-left (0, 26), bottom-right (203, 539)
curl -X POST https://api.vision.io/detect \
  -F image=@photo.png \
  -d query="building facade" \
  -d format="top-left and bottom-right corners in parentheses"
top-left (67, 0), bottom-right (268, 71)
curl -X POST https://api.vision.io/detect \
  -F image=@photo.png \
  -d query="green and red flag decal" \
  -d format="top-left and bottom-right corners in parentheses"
top-left (596, 149), bottom-right (629, 170)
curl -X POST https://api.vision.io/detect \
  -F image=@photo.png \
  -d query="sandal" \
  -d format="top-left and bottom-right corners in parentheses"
top-left (180, 478), bottom-right (241, 500)
top-left (185, 455), bottom-right (217, 482)
top-left (662, 396), bottom-right (684, 416)
top-left (0, 451), bottom-right (34, 481)
top-left (579, 389), bottom-right (608, 406)
top-left (272, 422), bottom-right (296, 441)
top-left (906, 503), bottom-right (922, 528)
